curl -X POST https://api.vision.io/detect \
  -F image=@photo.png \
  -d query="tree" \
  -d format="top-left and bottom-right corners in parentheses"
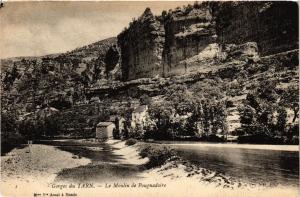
top-left (193, 1), bottom-right (202, 9)
top-left (165, 84), bottom-right (194, 115)
top-left (162, 10), bottom-right (167, 18)
top-left (144, 7), bottom-right (152, 16)
top-left (246, 93), bottom-right (260, 109)
top-left (1, 111), bottom-right (24, 154)
top-left (238, 78), bottom-right (294, 140)
top-left (3, 63), bottom-right (20, 91)
top-left (191, 79), bottom-right (228, 137)
top-left (140, 94), bottom-right (151, 105)
top-left (256, 80), bottom-right (278, 102)
top-left (113, 117), bottom-right (120, 139)
top-left (1, 111), bottom-right (18, 139)
top-left (146, 81), bottom-right (228, 140)
top-left (277, 107), bottom-right (287, 136)
top-left (280, 85), bottom-right (299, 123)
top-left (256, 103), bottom-right (274, 136)
top-left (44, 115), bottom-right (61, 137)
top-left (239, 104), bottom-right (256, 125)
top-left (148, 101), bottom-right (174, 139)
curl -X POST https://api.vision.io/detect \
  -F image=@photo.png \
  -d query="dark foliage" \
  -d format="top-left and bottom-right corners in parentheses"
top-left (238, 134), bottom-right (284, 145)
top-left (238, 79), bottom-right (298, 144)
top-left (125, 138), bottom-right (137, 146)
top-left (1, 111), bottom-right (25, 155)
top-left (104, 46), bottom-right (120, 73)
top-left (199, 134), bottom-right (226, 142)
top-left (139, 146), bottom-right (178, 169)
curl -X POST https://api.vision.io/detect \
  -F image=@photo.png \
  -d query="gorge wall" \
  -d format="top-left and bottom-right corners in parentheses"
top-left (117, 8), bottom-right (165, 80)
top-left (162, 3), bottom-right (217, 76)
top-left (117, 1), bottom-right (299, 80)
top-left (215, 1), bottom-right (299, 56)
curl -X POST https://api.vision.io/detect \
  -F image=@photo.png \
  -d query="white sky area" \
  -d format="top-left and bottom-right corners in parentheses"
top-left (0, 1), bottom-right (193, 59)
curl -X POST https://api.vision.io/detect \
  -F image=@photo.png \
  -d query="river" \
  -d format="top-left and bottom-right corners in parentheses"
top-left (36, 139), bottom-right (299, 187)
top-left (151, 141), bottom-right (299, 187)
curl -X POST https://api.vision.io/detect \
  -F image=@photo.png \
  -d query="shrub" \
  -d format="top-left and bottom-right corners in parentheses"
top-left (125, 138), bottom-right (137, 146)
top-left (143, 130), bottom-right (155, 140)
top-left (113, 129), bottom-right (120, 139)
top-left (193, 1), bottom-right (202, 9)
top-left (237, 134), bottom-right (284, 144)
top-left (139, 145), bottom-right (178, 169)
top-left (1, 111), bottom-right (26, 155)
top-left (1, 132), bottom-right (26, 155)
top-left (199, 134), bottom-right (225, 142)
top-left (128, 130), bottom-right (144, 139)
top-left (290, 136), bottom-right (299, 145)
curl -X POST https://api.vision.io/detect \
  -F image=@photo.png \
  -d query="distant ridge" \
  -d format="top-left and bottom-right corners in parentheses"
top-left (0, 37), bottom-right (117, 61)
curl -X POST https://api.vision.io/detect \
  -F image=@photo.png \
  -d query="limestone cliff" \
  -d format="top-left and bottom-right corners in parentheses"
top-left (163, 3), bottom-right (217, 76)
top-left (215, 1), bottom-right (298, 56)
top-left (117, 1), bottom-right (298, 80)
top-left (118, 8), bottom-right (165, 80)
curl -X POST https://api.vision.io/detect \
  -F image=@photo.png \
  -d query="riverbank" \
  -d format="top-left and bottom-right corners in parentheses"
top-left (106, 139), bottom-right (149, 165)
top-left (0, 144), bottom-right (91, 196)
top-left (53, 139), bottom-right (142, 183)
top-left (109, 139), bottom-right (299, 197)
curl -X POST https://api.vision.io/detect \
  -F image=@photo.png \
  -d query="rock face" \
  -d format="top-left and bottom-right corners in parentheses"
top-left (215, 1), bottom-right (299, 56)
top-left (163, 3), bottom-right (217, 76)
top-left (117, 1), bottom-right (298, 80)
top-left (118, 8), bottom-right (165, 80)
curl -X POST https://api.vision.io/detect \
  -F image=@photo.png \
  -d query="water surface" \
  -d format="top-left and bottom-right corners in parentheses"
top-left (154, 142), bottom-right (299, 187)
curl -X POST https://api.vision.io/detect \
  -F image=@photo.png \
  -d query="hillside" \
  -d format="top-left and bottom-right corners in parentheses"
top-left (1, 37), bottom-right (120, 112)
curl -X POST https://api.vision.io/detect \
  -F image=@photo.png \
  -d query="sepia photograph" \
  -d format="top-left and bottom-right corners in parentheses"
top-left (0, 1), bottom-right (299, 197)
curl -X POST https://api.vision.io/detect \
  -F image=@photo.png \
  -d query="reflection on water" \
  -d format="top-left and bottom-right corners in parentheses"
top-left (164, 144), bottom-right (299, 187)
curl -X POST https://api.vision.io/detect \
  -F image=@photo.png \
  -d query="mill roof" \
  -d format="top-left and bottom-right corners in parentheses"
top-left (97, 122), bottom-right (114, 127)
top-left (133, 105), bottom-right (148, 113)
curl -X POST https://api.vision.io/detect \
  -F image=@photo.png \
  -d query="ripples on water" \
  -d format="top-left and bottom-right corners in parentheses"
top-left (156, 143), bottom-right (299, 187)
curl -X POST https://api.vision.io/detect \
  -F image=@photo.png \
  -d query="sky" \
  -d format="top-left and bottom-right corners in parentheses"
top-left (0, 1), bottom-right (193, 59)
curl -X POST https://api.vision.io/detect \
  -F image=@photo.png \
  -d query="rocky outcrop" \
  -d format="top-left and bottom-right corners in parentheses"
top-left (163, 3), bottom-right (217, 76)
top-left (118, 8), bottom-right (165, 80)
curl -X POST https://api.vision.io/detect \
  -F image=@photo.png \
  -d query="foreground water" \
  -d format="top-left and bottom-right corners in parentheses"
top-left (152, 141), bottom-right (299, 187)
